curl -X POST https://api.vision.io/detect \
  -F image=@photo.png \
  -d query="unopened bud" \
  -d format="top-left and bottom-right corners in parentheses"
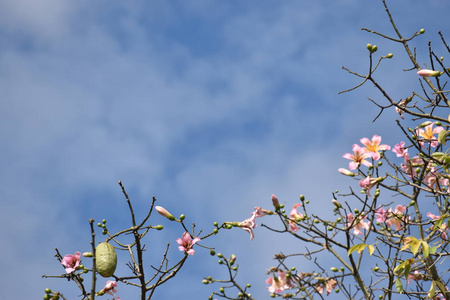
top-left (155, 206), bottom-right (176, 221)
top-left (332, 199), bottom-right (342, 208)
top-left (271, 194), bottom-right (280, 207)
top-left (417, 69), bottom-right (442, 77)
top-left (385, 53), bottom-right (393, 59)
top-left (83, 252), bottom-right (94, 257)
top-left (229, 254), bottom-right (236, 265)
top-left (338, 168), bottom-right (356, 176)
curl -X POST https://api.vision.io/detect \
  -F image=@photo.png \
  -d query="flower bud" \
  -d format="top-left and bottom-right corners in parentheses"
top-left (338, 168), bottom-right (356, 176)
top-left (419, 28), bottom-right (425, 34)
top-left (154, 225), bottom-right (164, 230)
top-left (332, 199), bottom-right (342, 208)
top-left (155, 206), bottom-right (175, 221)
top-left (417, 69), bottom-right (442, 77)
top-left (271, 194), bottom-right (280, 208)
top-left (229, 254), bottom-right (236, 265)
top-left (385, 53), bottom-right (393, 59)
top-left (83, 252), bottom-right (94, 257)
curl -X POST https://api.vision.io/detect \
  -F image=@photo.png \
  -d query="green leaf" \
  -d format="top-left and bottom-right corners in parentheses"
top-left (434, 281), bottom-right (447, 296)
top-left (395, 278), bottom-right (404, 294)
top-left (438, 130), bottom-right (448, 146)
top-left (427, 282), bottom-right (436, 299)
top-left (367, 244), bottom-right (375, 256)
top-left (431, 151), bottom-right (445, 159)
top-left (410, 239), bottom-right (421, 255)
top-left (348, 244), bottom-right (366, 256)
top-left (421, 241), bottom-right (429, 258)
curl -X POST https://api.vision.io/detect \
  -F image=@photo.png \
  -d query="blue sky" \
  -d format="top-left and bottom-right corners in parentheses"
top-left (1, 0), bottom-right (450, 299)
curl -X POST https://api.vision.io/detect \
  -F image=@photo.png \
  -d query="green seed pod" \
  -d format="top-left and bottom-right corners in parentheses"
top-left (95, 242), bottom-right (117, 277)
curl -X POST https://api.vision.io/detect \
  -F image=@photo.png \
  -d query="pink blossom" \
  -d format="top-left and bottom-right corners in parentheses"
top-left (359, 176), bottom-right (377, 195)
top-left (427, 212), bottom-right (440, 220)
top-left (417, 69), bottom-right (442, 77)
top-left (416, 122), bottom-right (444, 148)
top-left (375, 207), bottom-right (387, 223)
top-left (395, 98), bottom-right (411, 119)
top-left (315, 278), bottom-right (338, 295)
top-left (407, 271), bottom-right (425, 284)
top-left (385, 205), bottom-right (409, 231)
top-left (100, 281), bottom-right (120, 300)
top-left (424, 167), bottom-right (449, 191)
top-left (400, 153), bottom-right (423, 178)
top-left (377, 205), bottom-right (409, 231)
top-left (392, 141), bottom-right (408, 158)
top-left (427, 212), bottom-right (449, 239)
top-left (237, 207), bottom-right (261, 240)
top-left (176, 232), bottom-right (201, 255)
top-left (266, 271), bottom-right (294, 294)
top-left (61, 252), bottom-right (81, 274)
top-left (289, 203), bottom-right (303, 232)
top-left (360, 135), bottom-right (391, 161)
top-left (343, 144), bottom-right (372, 170)
top-left (347, 213), bottom-right (370, 235)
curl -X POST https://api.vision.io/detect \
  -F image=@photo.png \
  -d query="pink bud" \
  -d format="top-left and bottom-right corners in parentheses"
top-left (417, 69), bottom-right (442, 77)
top-left (271, 194), bottom-right (280, 207)
top-left (338, 168), bottom-right (356, 176)
top-left (155, 206), bottom-right (175, 221)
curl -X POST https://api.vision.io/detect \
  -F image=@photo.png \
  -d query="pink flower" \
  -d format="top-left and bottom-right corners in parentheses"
top-left (377, 205), bottom-right (409, 230)
top-left (395, 98), bottom-right (411, 119)
top-left (417, 69), bottom-right (442, 77)
top-left (360, 135), bottom-right (391, 161)
top-left (427, 212), bottom-right (449, 239)
top-left (266, 271), bottom-right (294, 294)
top-left (100, 281), bottom-right (120, 300)
top-left (176, 232), bottom-right (201, 255)
top-left (155, 206), bottom-right (175, 220)
top-left (416, 122), bottom-right (444, 148)
top-left (400, 153), bottom-right (423, 178)
top-left (61, 252), bottom-right (81, 274)
top-left (347, 213), bottom-right (370, 235)
top-left (315, 278), bottom-right (338, 295)
top-left (392, 142), bottom-right (408, 158)
top-left (427, 212), bottom-right (440, 220)
top-left (385, 205), bottom-right (409, 231)
top-left (407, 271), bottom-right (425, 284)
top-left (375, 207), bottom-right (387, 223)
top-left (289, 203), bottom-right (303, 232)
top-left (359, 176), bottom-right (377, 195)
top-left (236, 207), bottom-right (268, 240)
top-left (424, 167), bottom-right (449, 191)
top-left (343, 144), bottom-right (372, 170)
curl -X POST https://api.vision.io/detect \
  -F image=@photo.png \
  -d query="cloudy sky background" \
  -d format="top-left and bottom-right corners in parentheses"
top-left (1, 0), bottom-right (450, 299)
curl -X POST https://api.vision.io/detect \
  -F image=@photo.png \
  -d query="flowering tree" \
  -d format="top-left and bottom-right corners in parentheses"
top-left (42, 0), bottom-right (450, 299)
